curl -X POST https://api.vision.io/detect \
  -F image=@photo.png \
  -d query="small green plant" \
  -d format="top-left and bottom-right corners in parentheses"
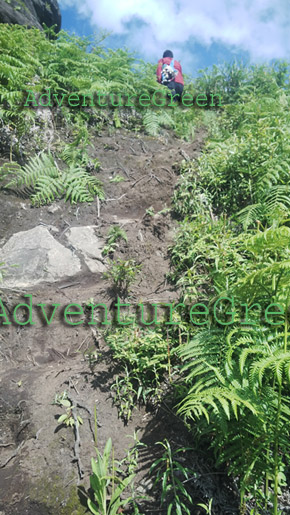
top-left (83, 346), bottom-right (99, 373)
top-left (45, 2), bottom-right (52, 12)
top-left (102, 226), bottom-right (128, 257)
top-left (116, 431), bottom-right (148, 514)
top-left (113, 110), bottom-right (122, 128)
top-left (158, 206), bottom-right (171, 215)
top-left (116, 431), bottom-right (147, 476)
top-left (84, 297), bottom-right (95, 308)
top-left (143, 110), bottom-right (175, 136)
top-left (109, 175), bottom-right (125, 183)
top-left (145, 206), bottom-right (155, 216)
top-left (104, 259), bottom-right (141, 297)
top-left (88, 437), bottom-right (135, 515)
top-left (197, 498), bottom-right (213, 514)
top-left (53, 391), bottom-right (83, 427)
top-left (150, 438), bottom-right (195, 515)
top-left (111, 368), bottom-right (137, 423)
top-left (0, 261), bottom-right (18, 282)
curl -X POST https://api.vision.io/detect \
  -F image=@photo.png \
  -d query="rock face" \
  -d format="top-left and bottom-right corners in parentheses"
top-left (0, 225), bottom-right (106, 288)
top-left (1, 226), bottom-right (81, 288)
top-left (0, 0), bottom-right (61, 32)
top-left (66, 226), bottom-right (106, 274)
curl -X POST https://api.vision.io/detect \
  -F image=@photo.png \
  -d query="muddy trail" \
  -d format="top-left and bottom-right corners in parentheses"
top-left (0, 126), bottom-right (239, 515)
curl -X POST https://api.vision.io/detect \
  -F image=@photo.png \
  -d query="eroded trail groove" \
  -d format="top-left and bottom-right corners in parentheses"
top-left (0, 127), bottom-right (206, 515)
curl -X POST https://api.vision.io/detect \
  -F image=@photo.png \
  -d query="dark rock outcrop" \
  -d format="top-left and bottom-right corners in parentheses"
top-left (0, 0), bottom-right (61, 32)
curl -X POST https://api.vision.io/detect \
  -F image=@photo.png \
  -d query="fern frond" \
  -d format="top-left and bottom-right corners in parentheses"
top-left (5, 153), bottom-right (58, 189)
top-left (177, 386), bottom-right (258, 423)
top-left (250, 350), bottom-right (290, 386)
top-left (0, 153), bottom-right (104, 206)
top-left (143, 111), bottom-right (160, 136)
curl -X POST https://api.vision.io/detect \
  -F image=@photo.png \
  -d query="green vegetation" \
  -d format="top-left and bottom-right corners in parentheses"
top-left (0, 152), bottom-right (104, 205)
top-left (88, 437), bottom-right (135, 515)
top-left (102, 226), bottom-right (128, 257)
top-left (197, 498), bottom-right (213, 515)
top-left (0, 261), bottom-right (18, 282)
top-left (109, 174), bottom-right (125, 183)
top-left (150, 439), bottom-right (195, 515)
top-left (107, 325), bottom-right (177, 419)
top-left (111, 367), bottom-right (137, 422)
top-left (104, 259), bottom-right (142, 297)
top-left (116, 430), bottom-right (146, 477)
top-left (169, 62), bottom-right (290, 514)
top-left (54, 391), bottom-right (83, 428)
top-left (0, 22), bottom-right (208, 167)
top-left (0, 261), bottom-right (9, 282)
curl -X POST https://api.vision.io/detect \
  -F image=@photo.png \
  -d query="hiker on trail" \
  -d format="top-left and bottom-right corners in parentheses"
top-left (156, 50), bottom-right (184, 101)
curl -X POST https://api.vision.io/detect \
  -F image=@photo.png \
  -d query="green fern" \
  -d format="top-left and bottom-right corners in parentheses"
top-left (176, 323), bottom-right (290, 512)
top-left (0, 152), bottom-right (104, 206)
top-left (143, 111), bottom-right (160, 136)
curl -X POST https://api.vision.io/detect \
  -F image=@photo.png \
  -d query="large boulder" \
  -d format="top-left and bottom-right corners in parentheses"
top-left (66, 226), bottom-right (106, 274)
top-left (0, 0), bottom-right (61, 32)
top-left (0, 225), bottom-right (106, 289)
top-left (0, 226), bottom-right (81, 288)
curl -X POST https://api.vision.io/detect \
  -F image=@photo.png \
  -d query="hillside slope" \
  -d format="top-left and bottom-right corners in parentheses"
top-left (2, 23), bottom-right (290, 515)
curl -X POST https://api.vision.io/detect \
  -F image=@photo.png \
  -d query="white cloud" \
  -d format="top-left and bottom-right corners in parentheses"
top-left (59, 0), bottom-right (290, 66)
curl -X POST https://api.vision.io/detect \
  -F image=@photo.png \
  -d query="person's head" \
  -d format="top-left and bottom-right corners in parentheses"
top-left (163, 50), bottom-right (173, 58)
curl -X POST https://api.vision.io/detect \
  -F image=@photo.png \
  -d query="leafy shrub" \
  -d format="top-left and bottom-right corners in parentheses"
top-left (102, 226), bottom-right (128, 257)
top-left (106, 325), bottom-right (178, 412)
top-left (104, 259), bottom-right (141, 297)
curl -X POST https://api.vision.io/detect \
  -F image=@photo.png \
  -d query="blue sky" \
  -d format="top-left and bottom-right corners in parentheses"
top-left (59, 0), bottom-right (289, 78)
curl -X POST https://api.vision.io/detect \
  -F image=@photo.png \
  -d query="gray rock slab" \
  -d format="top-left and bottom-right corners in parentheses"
top-left (0, 0), bottom-right (61, 32)
top-left (1, 226), bottom-right (81, 288)
top-left (66, 226), bottom-right (106, 273)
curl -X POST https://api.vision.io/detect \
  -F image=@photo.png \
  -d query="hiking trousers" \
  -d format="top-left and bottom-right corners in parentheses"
top-left (166, 81), bottom-right (184, 100)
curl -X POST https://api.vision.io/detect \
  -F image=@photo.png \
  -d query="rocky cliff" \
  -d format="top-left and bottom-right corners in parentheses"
top-left (0, 0), bottom-right (61, 32)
